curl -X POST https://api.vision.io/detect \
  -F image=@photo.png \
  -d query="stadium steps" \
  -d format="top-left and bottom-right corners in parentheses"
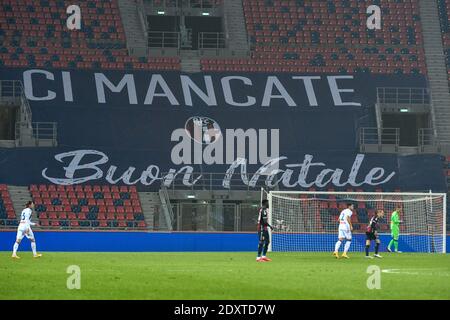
top-left (419, 0), bottom-right (450, 145)
top-left (138, 191), bottom-right (162, 231)
top-left (7, 185), bottom-right (32, 218)
top-left (181, 50), bottom-right (201, 73)
top-left (117, 0), bottom-right (148, 57)
top-left (223, 0), bottom-right (250, 57)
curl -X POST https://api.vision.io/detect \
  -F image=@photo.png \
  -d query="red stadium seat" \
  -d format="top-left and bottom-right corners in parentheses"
top-left (70, 221), bottom-right (79, 227)
top-left (137, 221), bottom-right (146, 228)
top-left (51, 221), bottom-right (60, 227)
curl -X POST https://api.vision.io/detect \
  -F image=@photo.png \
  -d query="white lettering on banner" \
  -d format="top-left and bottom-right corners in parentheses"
top-left (221, 76), bottom-right (256, 107)
top-left (41, 150), bottom-right (108, 184)
top-left (262, 76), bottom-right (296, 107)
top-left (144, 74), bottom-right (179, 105)
top-left (327, 76), bottom-right (362, 106)
top-left (292, 76), bottom-right (321, 106)
top-left (41, 150), bottom-right (396, 189)
top-left (95, 73), bottom-right (137, 104)
top-left (23, 69), bottom-right (57, 101)
top-left (21, 70), bottom-right (363, 107)
top-left (180, 75), bottom-right (217, 106)
top-left (61, 71), bottom-right (73, 102)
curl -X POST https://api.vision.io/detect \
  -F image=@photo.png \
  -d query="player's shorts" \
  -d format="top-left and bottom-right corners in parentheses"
top-left (391, 227), bottom-right (400, 240)
top-left (258, 230), bottom-right (270, 243)
top-left (338, 229), bottom-right (352, 240)
top-left (16, 224), bottom-right (34, 241)
top-left (365, 231), bottom-right (378, 241)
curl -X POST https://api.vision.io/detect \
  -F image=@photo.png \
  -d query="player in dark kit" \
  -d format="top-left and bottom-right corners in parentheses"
top-left (365, 209), bottom-right (384, 259)
top-left (257, 199), bottom-right (274, 262)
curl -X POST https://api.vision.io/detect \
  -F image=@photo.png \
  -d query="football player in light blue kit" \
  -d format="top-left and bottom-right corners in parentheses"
top-left (12, 201), bottom-right (42, 259)
top-left (333, 203), bottom-right (354, 259)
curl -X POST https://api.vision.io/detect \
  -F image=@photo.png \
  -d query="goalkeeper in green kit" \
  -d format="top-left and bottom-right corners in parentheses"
top-left (387, 205), bottom-right (402, 253)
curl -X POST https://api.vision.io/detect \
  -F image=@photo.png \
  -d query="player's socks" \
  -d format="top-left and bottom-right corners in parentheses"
top-left (257, 245), bottom-right (263, 258)
top-left (375, 243), bottom-right (380, 255)
top-left (262, 245), bottom-right (269, 257)
top-left (393, 240), bottom-right (399, 252)
top-left (343, 240), bottom-right (351, 254)
top-left (31, 242), bottom-right (37, 256)
top-left (334, 240), bottom-right (342, 252)
top-left (12, 242), bottom-right (19, 256)
top-left (365, 245), bottom-right (370, 256)
top-left (387, 239), bottom-right (394, 251)
top-left (258, 240), bottom-right (265, 256)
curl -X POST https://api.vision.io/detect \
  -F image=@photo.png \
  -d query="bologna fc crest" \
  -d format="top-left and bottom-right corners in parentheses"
top-left (184, 116), bottom-right (221, 144)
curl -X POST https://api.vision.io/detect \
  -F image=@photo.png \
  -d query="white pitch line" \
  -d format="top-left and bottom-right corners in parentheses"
top-left (382, 268), bottom-right (450, 276)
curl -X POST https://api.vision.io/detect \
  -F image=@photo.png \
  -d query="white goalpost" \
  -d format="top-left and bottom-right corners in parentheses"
top-left (265, 190), bottom-right (446, 254)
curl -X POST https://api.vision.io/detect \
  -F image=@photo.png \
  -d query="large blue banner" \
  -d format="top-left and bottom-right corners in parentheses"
top-left (0, 68), bottom-right (445, 191)
top-left (0, 147), bottom-right (447, 191)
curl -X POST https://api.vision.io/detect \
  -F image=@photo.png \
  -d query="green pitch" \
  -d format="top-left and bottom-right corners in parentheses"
top-left (0, 252), bottom-right (449, 300)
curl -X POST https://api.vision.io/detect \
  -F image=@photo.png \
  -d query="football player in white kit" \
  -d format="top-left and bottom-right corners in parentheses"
top-left (12, 201), bottom-right (42, 259)
top-left (333, 203), bottom-right (354, 259)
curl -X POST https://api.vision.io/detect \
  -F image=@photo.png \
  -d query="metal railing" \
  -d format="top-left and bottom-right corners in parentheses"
top-left (418, 128), bottom-right (438, 147)
top-left (148, 31), bottom-right (180, 48)
top-left (163, 171), bottom-right (270, 192)
top-left (0, 80), bottom-right (32, 124)
top-left (198, 32), bottom-right (225, 49)
top-left (0, 80), bottom-right (23, 102)
top-left (159, 186), bottom-right (175, 231)
top-left (359, 127), bottom-right (400, 146)
top-left (15, 122), bottom-right (58, 146)
top-left (149, 0), bottom-right (222, 9)
top-left (376, 87), bottom-right (430, 106)
top-left (188, 0), bottom-right (221, 8)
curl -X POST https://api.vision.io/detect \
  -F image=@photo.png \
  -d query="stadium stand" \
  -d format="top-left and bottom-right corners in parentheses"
top-left (438, 0), bottom-right (450, 84)
top-left (202, 0), bottom-right (426, 74)
top-left (29, 184), bottom-right (146, 230)
top-left (0, 184), bottom-right (17, 227)
top-left (0, 0), bottom-right (449, 234)
top-left (0, 0), bottom-right (180, 70)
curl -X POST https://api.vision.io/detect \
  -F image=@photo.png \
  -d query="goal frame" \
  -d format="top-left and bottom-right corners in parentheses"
top-left (267, 190), bottom-right (447, 253)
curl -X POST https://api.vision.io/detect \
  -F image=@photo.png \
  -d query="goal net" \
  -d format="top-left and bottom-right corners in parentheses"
top-left (267, 191), bottom-right (446, 253)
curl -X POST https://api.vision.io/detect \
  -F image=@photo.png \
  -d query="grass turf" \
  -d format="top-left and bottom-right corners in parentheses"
top-left (0, 252), bottom-right (449, 300)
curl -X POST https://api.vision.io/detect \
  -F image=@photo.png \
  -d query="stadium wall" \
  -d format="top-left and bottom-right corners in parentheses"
top-left (0, 231), bottom-right (448, 253)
